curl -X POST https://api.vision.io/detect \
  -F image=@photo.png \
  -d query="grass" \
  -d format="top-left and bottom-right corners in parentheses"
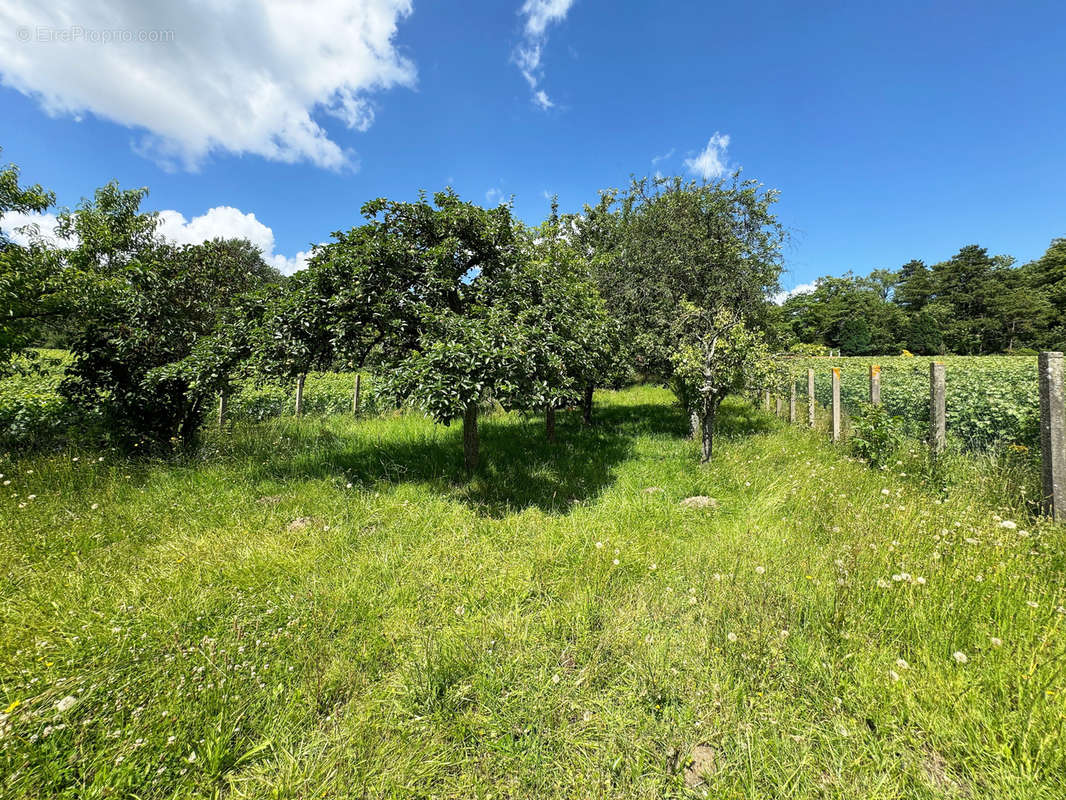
top-left (1, 386), bottom-right (1064, 798)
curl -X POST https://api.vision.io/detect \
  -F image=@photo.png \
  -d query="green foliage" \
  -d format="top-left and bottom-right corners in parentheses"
top-left (57, 184), bottom-right (281, 446)
top-left (783, 238), bottom-right (1066, 356)
top-left (847, 402), bottom-right (906, 468)
top-left (0, 149), bottom-right (60, 366)
top-left (802, 355), bottom-right (1041, 450)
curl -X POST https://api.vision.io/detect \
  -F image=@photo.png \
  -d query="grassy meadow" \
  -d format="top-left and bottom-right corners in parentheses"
top-left (1, 387), bottom-right (1064, 798)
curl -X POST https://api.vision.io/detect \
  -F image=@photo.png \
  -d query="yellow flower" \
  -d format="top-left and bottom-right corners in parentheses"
top-left (3, 699), bottom-right (20, 713)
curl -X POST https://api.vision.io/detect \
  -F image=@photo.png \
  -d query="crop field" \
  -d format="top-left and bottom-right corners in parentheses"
top-left (2, 387), bottom-right (1064, 798)
top-left (791, 356), bottom-right (1041, 450)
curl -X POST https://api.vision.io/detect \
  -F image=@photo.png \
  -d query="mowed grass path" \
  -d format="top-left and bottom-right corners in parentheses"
top-left (1, 387), bottom-right (1064, 798)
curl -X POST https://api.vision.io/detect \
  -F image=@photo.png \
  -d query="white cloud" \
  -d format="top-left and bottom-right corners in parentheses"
top-left (651, 148), bottom-right (675, 166)
top-left (1, 206), bottom-right (312, 275)
top-left (0, 210), bottom-right (72, 248)
top-left (0, 1), bottom-right (416, 170)
top-left (513, 0), bottom-right (574, 110)
top-left (772, 282), bottom-right (817, 305)
top-left (684, 132), bottom-right (732, 181)
top-left (156, 206), bottom-right (313, 274)
top-left (485, 187), bottom-right (504, 205)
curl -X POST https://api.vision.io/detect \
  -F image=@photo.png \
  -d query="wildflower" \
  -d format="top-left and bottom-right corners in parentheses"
top-left (877, 578), bottom-right (890, 588)
top-left (953, 651), bottom-right (968, 664)
top-left (889, 670), bottom-right (900, 682)
top-left (649, 563), bottom-right (657, 570)
top-left (187, 751), bottom-right (197, 763)
top-left (990, 637), bottom-right (1002, 648)
top-left (551, 673), bottom-right (560, 684)
top-left (755, 565), bottom-right (765, 575)
top-left (999, 520), bottom-right (1017, 530)
top-left (915, 577), bottom-right (926, 585)
top-left (895, 658), bottom-right (909, 670)
top-left (595, 541), bottom-right (604, 549)
top-left (688, 596), bottom-right (697, 605)
top-left (90, 503), bottom-right (99, 510)
top-left (167, 735), bottom-right (177, 745)
top-left (881, 489), bottom-right (890, 496)
top-left (1026, 600), bottom-right (1038, 609)
top-left (612, 558), bottom-right (619, 565)
top-left (55, 695), bottom-right (77, 713)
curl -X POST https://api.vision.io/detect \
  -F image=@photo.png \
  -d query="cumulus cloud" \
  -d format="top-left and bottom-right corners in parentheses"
top-left (1, 206), bottom-right (312, 275)
top-left (156, 207), bottom-right (313, 274)
top-left (772, 281), bottom-right (817, 305)
top-left (0, 0), bottom-right (416, 170)
top-left (0, 210), bottom-right (72, 248)
top-left (513, 0), bottom-right (575, 110)
top-left (684, 132), bottom-right (732, 181)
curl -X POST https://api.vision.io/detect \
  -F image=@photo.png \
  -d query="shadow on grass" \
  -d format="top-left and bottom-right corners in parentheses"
top-left (238, 396), bottom-right (767, 517)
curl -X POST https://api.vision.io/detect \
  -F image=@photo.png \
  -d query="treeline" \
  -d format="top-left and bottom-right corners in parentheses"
top-left (1, 148), bottom-right (785, 466)
top-left (773, 241), bottom-right (1066, 355)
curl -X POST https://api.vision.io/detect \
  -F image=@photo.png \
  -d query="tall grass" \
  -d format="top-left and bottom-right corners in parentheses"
top-left (1, 387), bottom-right (1063, 798)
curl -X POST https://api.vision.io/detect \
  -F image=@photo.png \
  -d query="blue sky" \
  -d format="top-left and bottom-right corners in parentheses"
top-left (1, 1), bottom-right (1064, 289)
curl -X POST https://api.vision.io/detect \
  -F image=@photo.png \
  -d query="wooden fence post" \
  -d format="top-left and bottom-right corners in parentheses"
top-left (776, 394), bottom-right (783, 417)
top-left (869, 364), bottom-right (881, 406)
top-left (929, 362), bottom-right (946, 457)
top-left (352, 373), bottom-right (362, 415)
top-left (764, 389), bottom-right (771, 413)
top-left (789, 381), bottom-right (797, 423)
top-left (295, 373), bottom-right (305, 417)
top-left (807, 368), bottom-right (815, 428)
top-left (1039, 351), bottom-right (1065, 521)
top-left (830, 368), bottom-right (841, 442)
top-left (218, 393), bottom-right (227, 430)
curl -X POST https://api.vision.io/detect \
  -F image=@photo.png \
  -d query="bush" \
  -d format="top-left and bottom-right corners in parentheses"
top-left (847, 402), bottom-right (906, 469)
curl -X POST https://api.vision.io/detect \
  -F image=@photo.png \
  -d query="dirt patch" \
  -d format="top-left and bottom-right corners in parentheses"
top-left (286, 516), bottom-right (316, 532)
top-left (683, 744), bottom-right (717, 788)
top-left (680, 496), bottom-right (718, 510)
top-left (643, 486), bottom-right (664, 494)
top-left (256, 495), bottom-right (283, 505)
top-left (921, 747), bottom-right (971, 797)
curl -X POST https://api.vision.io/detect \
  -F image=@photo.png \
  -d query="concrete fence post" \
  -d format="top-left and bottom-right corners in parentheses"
top-left (776, 394), bottom-right (783, 417)
top-left (1039, 352), bottom-right (1065, 522)
top-left (352, 373), bottom-right (362, 415)
top-left (764, 389), bottom-right (771, 413)
top-left (807, 368), bottom-right (815, 428)
top-left (218, 393), bottom-right (227, 430)
top-left (869, 364), bottom-right (881, 406)
top-left (295, 373), bottom-right (305, 417)
top-left (929, 362), bottom-right (946, 457)
top-left (831, 368), bottom-right (841, 442)
top-left (789, 381), bottom-right (797, 423)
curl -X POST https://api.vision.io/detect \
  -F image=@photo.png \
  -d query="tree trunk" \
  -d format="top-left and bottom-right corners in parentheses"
top-left (581, 385), bottom-right (594, 425)
top-left (463, 403), bottom-right (479, 472)
top-left (700, 402), bottom-right (718, 463)
top-left (295, 373), bottom-right (305, 417)
top-left (352, 373), bottom-right (361, 415)
top-left (546, 405), bottom-right (556, 442)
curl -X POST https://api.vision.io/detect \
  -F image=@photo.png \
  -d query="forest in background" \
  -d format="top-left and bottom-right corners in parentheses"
top-left (772, 239), bottom-right (1066, 355)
